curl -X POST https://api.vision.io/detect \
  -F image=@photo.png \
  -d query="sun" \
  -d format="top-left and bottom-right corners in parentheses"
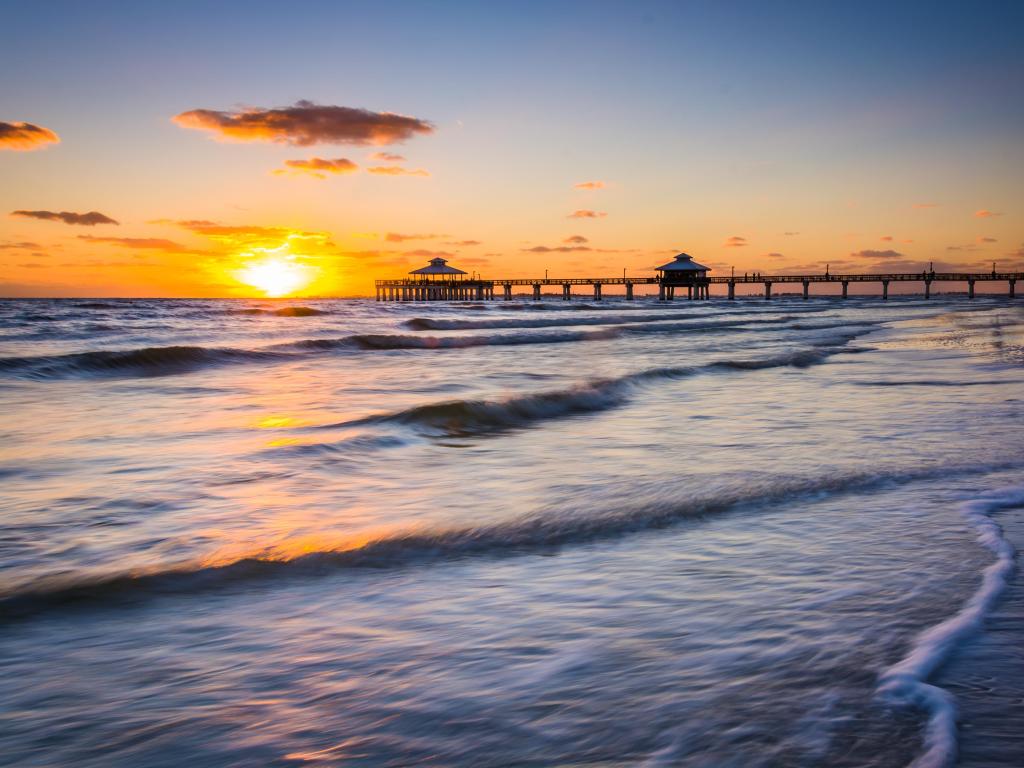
top-left (234, 252), bottom-right (318, 297)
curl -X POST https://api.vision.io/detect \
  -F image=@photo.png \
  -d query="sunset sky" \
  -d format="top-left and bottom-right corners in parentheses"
top-left (2, 0), bottom-right (1023, 297)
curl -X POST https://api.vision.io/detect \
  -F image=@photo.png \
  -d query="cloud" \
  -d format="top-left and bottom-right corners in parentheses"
top-left (172, 100), bottom-right (434, 147)
top-left (782, 231), bottom-right (800, 236)
top-left (724, 236), bottom-right (747, 247)
top-left (385, 232), bottom-right (448, 243)
top-left (765, 252), bottom-right (785, 258)
top-left (11, 210), bottom-right (118, 226)
top-left (0, 121), bottom-right (60, 151)
top-left (851, 249), bottom-right (904, 259)
top-left (444, 240), bottom-right (482, 246)
top-left (369, 152), bottom-right (405, 162)
top-left (273, 157), bottom-right (358, 179)
top-left (404, 249), bottom-right (454, 258)
top-left (567, 210), bottom-right (606, 219)
top-left (77, 235), bottom-right (189, 250)
top-left (0, 241), bottom-right (42, 250)
top-left (523, 245), bottom-right (593, 253)
top-left (574, 181), bottom-right (606, 190)
top-left (912, 203), bottom-right (939, 209)
top-left (977, 236), bottom-right (997, 243)
top-left (563, 235), bottom-right (589, 244)
top-left (367, 165), bottom-right (430, 176)
top-left (880, 235), bottom-right (893, 241)
top-left (974, 209), bottom-right (1002, 218)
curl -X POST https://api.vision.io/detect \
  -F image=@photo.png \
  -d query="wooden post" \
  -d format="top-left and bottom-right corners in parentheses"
top-left (1011, 279), bottom-right (1016, 298)
top-left (532, 283), bottom-right (541, 301)
top-left (625, 282), bottom-right (633, 300)
top-left (563, 283), bottom-right (571, 300)
top-left (764, 281), bottom-right (772, 300)
top-left (659, 284), bottom-right (666, 301)
top-left (968, 279), bottom-right (975, 299)
top-left (728, 281), bottom-right (735, 300)
top-left (925, 278), bottom-right (932, 299)
top-left (802, 280), bottom-right (809, 300)
top-left (593, 283), bottom-right (602, 300)
top-left (882, 280), bottom-right (889, 300)
top-left (841, 281), bottom-right (849, 299)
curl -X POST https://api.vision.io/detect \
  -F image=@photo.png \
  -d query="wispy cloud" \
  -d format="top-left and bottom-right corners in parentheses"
top-left (11, 210), bottom-right (118, 226)
top-left (851, 249), bottom-right (903, 259)
top-left (573, 181), bottom-right (606, 190)
top-left (273, 157), bottom-right (358, 179)
top-left (0, 121), bottom-right (60, 151)
top-left (563, 235), bottom-right (589, 244)
top-left (567, 210), bottom-right (606, 219)
top-left (385, 233), bottom-right (448, 243)
top-left (369, 152), bottom-right (405, 162)
top-left (367, 165), bottom-right (430, 177)
top-left (523, 245), bottom-right (592, 253)
top-left (724, 236), bottom-right (747, 247)
top-left (880, 235), bottom-right (893, 241)
top-left (977, 236), bottom-right (997, 244)
top-left (782, 231), bottom-right (800, 236)
top-left (974, 209), bottom-right (1002, 218)
top-left (77, 235), bottom-right (191, 251)
top-left (404, 249), bottom-right (454, 258)
top-left (0, 241), bottom-right (42, 250)
top-left (444, 240), bottom-right (482, 246)
top-left (172, 100), bottom-right (434, 146)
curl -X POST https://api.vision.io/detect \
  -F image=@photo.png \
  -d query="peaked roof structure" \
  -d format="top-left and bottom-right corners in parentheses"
top-left (655, 252), bottom-right (710, 272)
top-left (409, 257), bottom-right (467, 276)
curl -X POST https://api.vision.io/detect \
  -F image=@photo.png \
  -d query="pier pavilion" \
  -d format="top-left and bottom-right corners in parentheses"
top-left (375, 257), bottom-right (495, 301)
top-left (655, 252), bottom-right (711, 301)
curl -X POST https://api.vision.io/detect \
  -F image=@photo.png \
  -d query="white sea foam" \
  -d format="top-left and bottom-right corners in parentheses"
top-left (877, 487), bottom-right (1023, 768)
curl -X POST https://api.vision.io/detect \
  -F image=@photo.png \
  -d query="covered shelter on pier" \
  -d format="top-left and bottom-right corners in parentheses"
top-left (409, 257), bottom-right (468, 281)
top-left (655, 252), bottom-right (711, 299)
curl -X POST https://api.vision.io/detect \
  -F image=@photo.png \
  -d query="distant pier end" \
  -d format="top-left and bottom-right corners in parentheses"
top-left (376, 254), bottom-right (1022, 301)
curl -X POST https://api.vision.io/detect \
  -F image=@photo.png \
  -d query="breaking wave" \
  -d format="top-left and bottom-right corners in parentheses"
top-left (0, 345), bottom-right (287, 379)
top-left (877, 487), bottom-right (1024, 768)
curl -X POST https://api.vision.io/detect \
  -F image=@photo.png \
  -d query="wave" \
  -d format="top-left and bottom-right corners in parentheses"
top-left (338, 344), bottom-right (853, 437)
top-left (4, 463), bottom-right (1020, 623)
top-left (0, 345), bottom-right (286, 379)
top-left (225, 306), bottom-right (326, 316)
top-left (341, 328), bottom-right (621, 350)
top-left (876, 487), bottom-right (1024, 768)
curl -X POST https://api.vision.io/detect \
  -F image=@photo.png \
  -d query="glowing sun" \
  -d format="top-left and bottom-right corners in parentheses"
top-left (236, 257), bottom-right (314, 297)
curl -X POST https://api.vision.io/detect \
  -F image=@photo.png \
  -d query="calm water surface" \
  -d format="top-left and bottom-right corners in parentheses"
top-left (0, 294), bottom-right (1022, 767)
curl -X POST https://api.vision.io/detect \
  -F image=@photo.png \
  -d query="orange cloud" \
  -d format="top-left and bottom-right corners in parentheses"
top-left (0, 241), bottom-right (42, 250)
top-left (273, 157), bottom-right (358, 178)
top-left (0, 121), bottom-right (60, 151)
top-left (172, 100), bottom-right (434, 147)
top-left (574, 181), bottom-right (606, 190)
top-left (523, 245), bottom-right (592, 253)
top-left (977, 236), bottom-right (997, 243)
top-left (782, 231), bottom-right (800, 236)
top-left (445, 240), bottom-right (482, 246)
top-left (563, 235), bottom-right (589, 244)
top-left (404, 249), bottom-right (455, 258)
top-left (880, 235), bottom-right (893, 241)
top-left (77, 235), bottom-right (189, 250)
top-left (852, 249), bottom-right (903, 259)
top-left (724, 236), bottom-right (747, 247)
top-left (385, 233), bottom-right (448, 242)
top-left (974, 209), bottom-right (1002, 218)
top-left (369, 152), bottom-right (405, 161)
top-left (367, 165), bottom-right (430, 177)
top-left (11, 210), bottom-right (118, 226)
top-left (567, 210), bottom-right (606, 219)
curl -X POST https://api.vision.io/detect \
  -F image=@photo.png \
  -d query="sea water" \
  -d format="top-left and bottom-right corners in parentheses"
top-left (0, 294), bottom-right (1021, 767)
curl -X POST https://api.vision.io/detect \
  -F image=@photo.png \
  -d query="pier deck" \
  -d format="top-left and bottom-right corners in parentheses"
top-left (376, 271), bottom-right (1022, 301)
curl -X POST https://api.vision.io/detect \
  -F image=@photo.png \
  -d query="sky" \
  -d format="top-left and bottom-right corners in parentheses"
top-left (1, 0), bottom-right (1023, 298)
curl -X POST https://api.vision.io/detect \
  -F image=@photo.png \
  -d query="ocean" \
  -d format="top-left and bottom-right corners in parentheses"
top-left (0, 294), bottom-right (1021, 767)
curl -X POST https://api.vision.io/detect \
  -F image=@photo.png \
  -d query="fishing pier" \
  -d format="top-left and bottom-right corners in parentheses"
top-left (376, 255), bottom-right (1022, 302)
